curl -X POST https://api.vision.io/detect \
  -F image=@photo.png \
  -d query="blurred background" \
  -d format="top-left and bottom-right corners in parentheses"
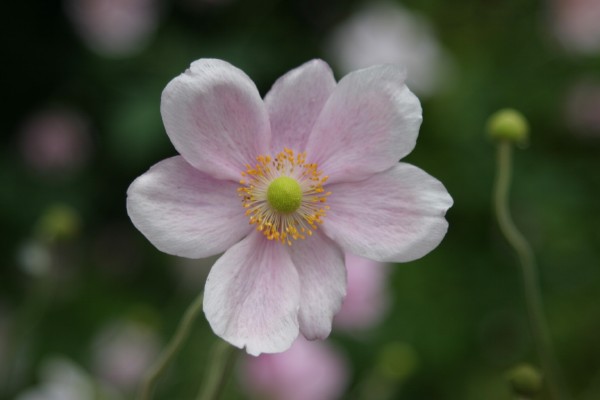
top-left (1, 0), bottom-right (599, 399)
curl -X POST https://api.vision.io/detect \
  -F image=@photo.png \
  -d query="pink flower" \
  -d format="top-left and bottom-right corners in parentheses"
top-left (18, 108), bottom-right (92, 175)
top-left (325, 3), bottom-right (452, 97)
top-left (91, 320), bottom-right (161, 392)
top-left (239, 337), bottom-right (348, 400)
top-left (334, 254), bottom-right (390, 331)
top-left (127, 59), bottom-right (453, 355)
top-left (550, 0), bottom-right (600, 55)
top-left (65, 0), bottom-right (159, 57)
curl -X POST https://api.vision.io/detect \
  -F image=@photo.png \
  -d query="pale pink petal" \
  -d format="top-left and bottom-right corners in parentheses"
top-left (322, 163), bottom-right (452, 262)
top-left (240, 337), bottom-right (349, 400)
top-left (287, 232), bottom-right (346, 340)
top-left (203, 232), bottom-right (300, 355)
top-left (126, 156), bottom-right (251, 258)
top-left (305, 65), bottom-right (422, 184)
top-left (334, 254), bottom-right (390, 331)
top-left (265, 59), bottom-right (336, 152)
top-left (161, 59), bottom-right (271, 181)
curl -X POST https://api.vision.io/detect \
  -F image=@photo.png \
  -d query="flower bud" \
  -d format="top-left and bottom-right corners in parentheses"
top-left (35, 204), bottom-right (81, 243)
top-left (507, 363), bottom-right (543, 397)
top-left (487, 109), bottom-right (530, 145)
top-left (376, 342), bottom-right (419, 382)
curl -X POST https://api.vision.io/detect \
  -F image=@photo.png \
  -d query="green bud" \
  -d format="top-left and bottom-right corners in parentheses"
top-left (487, 109), bottom-right (529, 145)
top-left (507, 363), bottom-right (543, 397)
top-left (376, 342), bottom-right (419, 382)
top-left (36, 204), bottom-right (81, 243)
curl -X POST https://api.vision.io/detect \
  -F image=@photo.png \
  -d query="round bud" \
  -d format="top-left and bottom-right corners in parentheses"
top-left (487, 109), bottom-right (529, 144)
top-left (36, 203), bottom-right (81, 242)
top-left (507, 363), bottom-right (543, 397)
top-left (376, 342), bottom-right (419, 382)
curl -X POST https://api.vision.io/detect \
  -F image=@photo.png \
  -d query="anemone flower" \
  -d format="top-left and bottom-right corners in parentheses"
top-left (127, 59), bottom-right (453, 355)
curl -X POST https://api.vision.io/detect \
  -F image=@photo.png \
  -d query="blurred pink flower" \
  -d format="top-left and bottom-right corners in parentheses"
top-left (91, 320), bottom-right (160, 392)
top-left (334, 254), bottom-right (390, 331)
top-left (127, 58), bottom-right (453, 355)
top-left (551, 0), bottom-right (600, 54)
top-left (325, 3), bottom-right (452, 97)
top-left (18, 108), bottom-right (92, 175)
top-left (565, 80), bottom-right (600, 136)
top-left (65, 0), bottom-right (159, 57)
top-left (240, 337), bottom-right (349, 400)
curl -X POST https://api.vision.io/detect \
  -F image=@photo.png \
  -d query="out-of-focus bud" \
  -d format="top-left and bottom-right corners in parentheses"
top-left (507, 363), bottom-right (543, 397)
top-left (376, 342), bottom-right (419, 382)
top-left (487, 109), bottom-right (530, 145)
top-left (239, 337), bottom-right (349, 400)
top-left (334, 253), bottom-right (389, 332)
top-left (35, 204), bottom-right (81, 243)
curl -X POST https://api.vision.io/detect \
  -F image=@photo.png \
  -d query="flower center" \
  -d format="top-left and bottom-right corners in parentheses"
top-left (238, 148), bottom-right (331, 245)
top-left (267, 176), bottom-right (302, 213)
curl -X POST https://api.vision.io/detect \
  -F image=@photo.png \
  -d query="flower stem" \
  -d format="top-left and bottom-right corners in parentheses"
top-left (493, 141), bottom-right (570, 400)
top-left (196, 339), bottom-right (238, 400)
top-left (137, 291), bottom-right (204, 400)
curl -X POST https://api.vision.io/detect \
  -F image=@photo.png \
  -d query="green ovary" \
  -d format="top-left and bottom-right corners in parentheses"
top-left (267, 176), bottom-right (302, 213)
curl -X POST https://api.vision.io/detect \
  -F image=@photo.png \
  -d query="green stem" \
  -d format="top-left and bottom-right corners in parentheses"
top-left (493, 141), bottom-right (570, 400)
top-left (196, 340), bottom-right (238, 400)
top-left (137, 292), bottom-right (204, 400)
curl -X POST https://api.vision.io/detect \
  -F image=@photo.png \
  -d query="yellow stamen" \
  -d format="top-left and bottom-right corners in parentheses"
top-left (238, 148), bottom-right (330, 245)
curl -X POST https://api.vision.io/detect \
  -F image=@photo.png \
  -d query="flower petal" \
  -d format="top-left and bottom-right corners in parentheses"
top-left (161, 59), bottom-right (271, 181)
top-left (126, 156), bottom-right (251, 259)
top-left (265, 59), bottom-right (336, 152)
top-left (204, 232), bottom-right (300, 356)
top-left (305, 65), bottom-right (422, 184)
top-left (322, 163), bottom-right (453, 262)
top-left (287, 232), bottom-right (346, 340)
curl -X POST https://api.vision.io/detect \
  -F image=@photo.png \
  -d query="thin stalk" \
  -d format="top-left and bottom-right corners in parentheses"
top-left (493, 141), bottom-right (569, 400)
top-left (196, 340), bottom-right (238, 400)
top-left (137, 292), bottom-right (204, 400)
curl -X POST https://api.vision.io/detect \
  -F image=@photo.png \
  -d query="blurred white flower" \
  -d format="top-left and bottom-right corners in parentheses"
top-left (325, 3), bottom-right (452, 97)
top-left (334, 254), bottom-right (390, 332)
top-left (18, 108), bottom-right (92, 176)
top-left (65, 0), bottom-right (160, 57)
top-left (91, 320), bottom-right (160, 392)
top-left (15, 357), bottom-right (121, 400)
top-left (550, 0), bottom-right (600, 55)
top-left (239, 337), bottom-right (349, 400)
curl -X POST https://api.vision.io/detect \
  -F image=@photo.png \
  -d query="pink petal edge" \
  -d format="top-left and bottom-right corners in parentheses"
top-left (161, 59), bottom-right (271, 181)
top-left (126, 156), bottom-right (251, 259)
top-left (203, 231), bottom-right (301, 356)
top-left (323, 163), bottom-right (453, 262)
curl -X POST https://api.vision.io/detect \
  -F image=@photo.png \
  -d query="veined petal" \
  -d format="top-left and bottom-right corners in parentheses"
top-left (322, 163), bottom-right (453, 262)
top-left (126, 156), bottom-right (251, 259)
top-left (288, 232), bottom-right (346, 340)
top-left (204, 231), bottom-right (300, 356)
top-left (305, 65), bottom-right (422, 184)
top-left (265, 59), bottom-right (336, 152)
top-left (161, 59), bottom-right (271, 181)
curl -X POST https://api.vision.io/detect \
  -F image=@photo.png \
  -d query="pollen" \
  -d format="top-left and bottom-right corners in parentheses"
top-left (238, 148), bottom-right (331, 245)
